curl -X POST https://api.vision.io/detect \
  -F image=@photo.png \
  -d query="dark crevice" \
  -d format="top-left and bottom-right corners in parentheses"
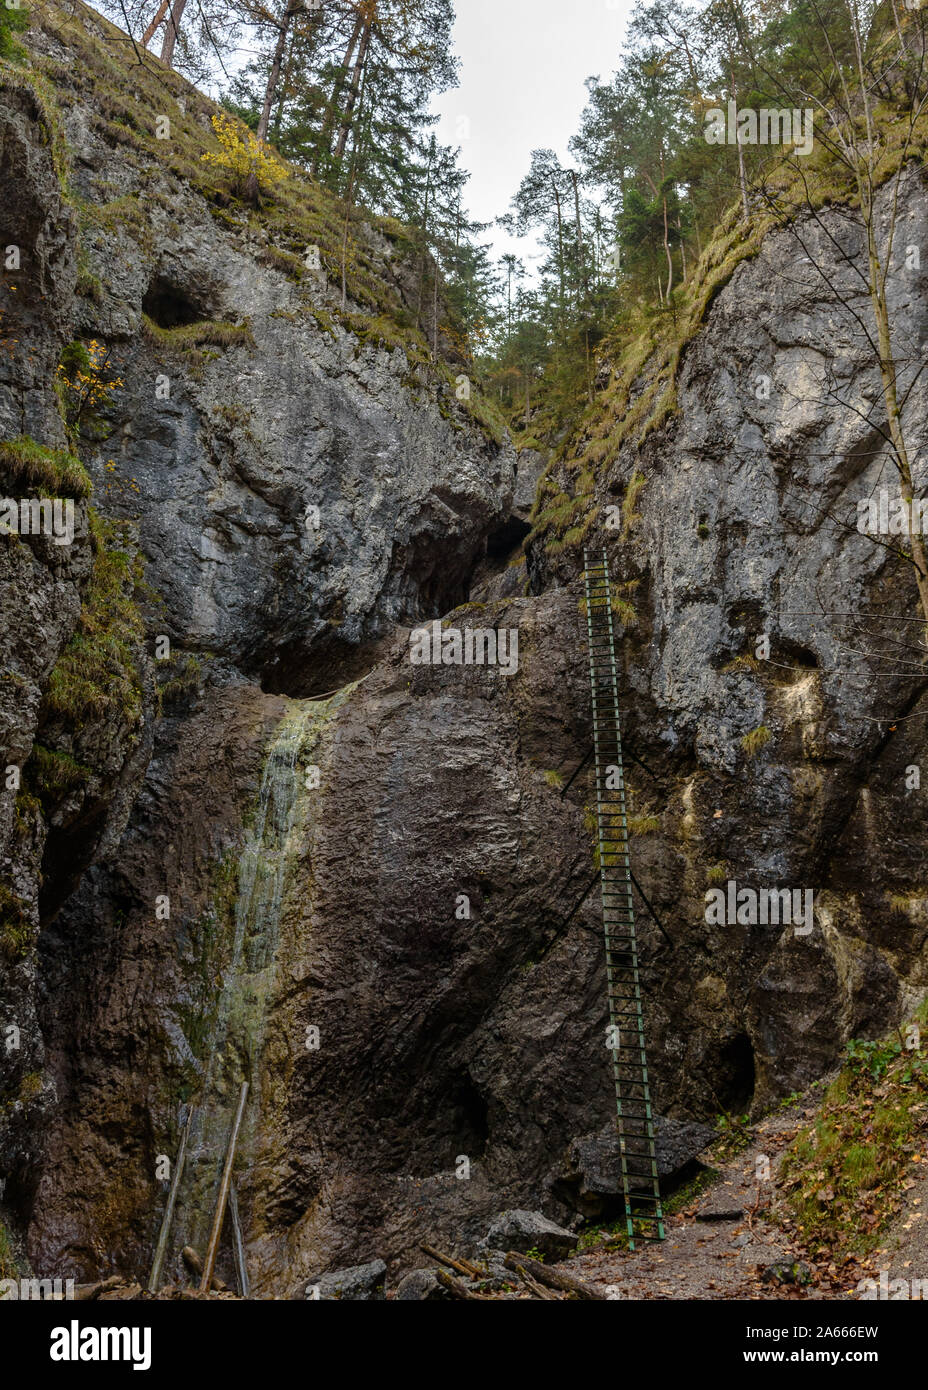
top-left (143, 276), bottom-right (212, 329)
top-left (448, 1074), bottom-right (489, 1157)
top-left (715, 1031), bottom-right (756, 1114)
top-left (256, 633), bottom-right (388, 698)
top-left (486, 514), bottom-right (531, 558)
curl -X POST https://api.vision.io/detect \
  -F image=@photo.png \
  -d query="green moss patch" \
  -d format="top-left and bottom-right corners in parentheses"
top-left (741, 725), bottom-right (773, 757)
top-left (41, 511), bottom-right (144, 727)
top-left (142, 315), bottom-right (255, 353)
top-left (0, 882), bottom-right (33, 962)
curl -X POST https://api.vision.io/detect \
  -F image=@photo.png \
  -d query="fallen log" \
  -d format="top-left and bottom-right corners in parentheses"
top-left (148, 1105), bottom-right (194, 1294)
top-left (229, 1182), bottom-right (250, 1298)
top-left (200, 1081), bottom-right (249, 1293)
top-left (517, 1268), bottom-right (560, 1301)
top-left (503, 1252), bottom-right (607, 1301)
top-left (435, 1269), bottom-right (491, 1301)
top-left (182, 1245), bottom-right (228, 1292)
top-left (420, 1243), bottom-right (483, 1279)
top-left (73, 1275), bottom-right (123, 1301)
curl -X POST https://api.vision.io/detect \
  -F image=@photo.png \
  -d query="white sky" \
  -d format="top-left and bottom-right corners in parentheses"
top-left (431, 0), bottom-right (636, 278)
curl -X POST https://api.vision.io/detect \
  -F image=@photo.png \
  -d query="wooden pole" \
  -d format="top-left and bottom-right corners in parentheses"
top-left (228, 1181), bottom-right (250, 1298)
top-left (199, 1082), bottom-right (249, 1294)
top-left (147, 1106), bottom-right (194, 1294)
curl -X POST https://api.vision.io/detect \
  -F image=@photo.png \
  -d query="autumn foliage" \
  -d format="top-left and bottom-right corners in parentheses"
top-left (200, 112), bottom-right (290, 202)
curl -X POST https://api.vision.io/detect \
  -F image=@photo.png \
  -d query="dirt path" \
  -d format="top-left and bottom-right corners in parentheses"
top-left (558, 1101), bottom-right (878, 1301)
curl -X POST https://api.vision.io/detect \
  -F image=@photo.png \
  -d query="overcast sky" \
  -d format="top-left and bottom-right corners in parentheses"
top-left (431, 0), bottom-right (635, 275)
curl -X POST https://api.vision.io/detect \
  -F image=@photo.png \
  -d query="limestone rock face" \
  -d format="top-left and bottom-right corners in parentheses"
top-left (36, 11), bottom-right (515, 694)
top-left (5, 1), bottom-right (928, 1297)
top-left (531, 168), bottom-right (928, 1107)
top-left (1, 4), bottom-right (514, 1266)
top-left (0, 72), bottom-right (84, 1190)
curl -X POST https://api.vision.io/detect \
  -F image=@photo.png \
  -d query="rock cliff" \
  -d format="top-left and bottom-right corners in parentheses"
top-left (1, 0), bottom-right (926, 1295)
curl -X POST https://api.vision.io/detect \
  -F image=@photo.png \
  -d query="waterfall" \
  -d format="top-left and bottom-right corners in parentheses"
top-left (163, 695), bottom-right (337, 1286)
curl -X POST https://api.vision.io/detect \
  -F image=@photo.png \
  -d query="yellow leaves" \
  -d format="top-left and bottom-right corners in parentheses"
top-left (57, 339), bottom-right (122, 425)
top-left (200, 113), bottom-right (290, 200)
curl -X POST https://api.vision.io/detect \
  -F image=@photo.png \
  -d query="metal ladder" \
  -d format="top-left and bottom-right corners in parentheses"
top-left (582, 547), bottom-right (664, 1249)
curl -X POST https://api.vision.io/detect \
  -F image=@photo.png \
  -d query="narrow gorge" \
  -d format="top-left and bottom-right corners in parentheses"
top-left (2, 0), bottom-right (928, 1325)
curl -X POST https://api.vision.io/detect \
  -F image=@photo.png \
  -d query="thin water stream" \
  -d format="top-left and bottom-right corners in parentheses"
top-left (156, 695), bottom-right (340, 1288)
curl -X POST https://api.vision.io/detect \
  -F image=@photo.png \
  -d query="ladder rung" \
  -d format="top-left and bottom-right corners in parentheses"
top-left (584, 552), bottom-right (663, 1247)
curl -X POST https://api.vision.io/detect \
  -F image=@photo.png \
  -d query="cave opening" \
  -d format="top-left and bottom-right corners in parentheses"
top-left (770, 640), bottom-right (820, 687)
top-left (257, 633), bottom-right (388, 699)
top-left (486, 514), bottom-right (531, 559)
top-left (142, 276), bottom-right (209, 329)
top-left (782, 644), bottom-right (818, 668)
top-left (449, 1074), bottom-right (489, 1157)
top-left (716, 1031), bottom-right (757, 1114)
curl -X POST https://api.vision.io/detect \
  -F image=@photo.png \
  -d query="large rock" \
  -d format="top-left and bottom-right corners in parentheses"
top-left (564, 1116), bottom-right (716, 1209)
top-left (36, 10), bottom-right (515, 695)
top-left (480, 1210), bottom-right (578, 1261)
top-left (304, 1260), bottom-right (387, 1301)
top-left (393, 1268), bottom-right (446, 1301)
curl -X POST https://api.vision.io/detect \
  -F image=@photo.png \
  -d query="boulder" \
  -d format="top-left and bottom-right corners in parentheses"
top-left (303, 1259), bottom-right (387, 1301)
top-left (479, 1210), bottom-right (577, 1261)
top-left (393, 1268), bottom-right (447, 1301)
top-left (567, 1115), bottom-right (715, 1201)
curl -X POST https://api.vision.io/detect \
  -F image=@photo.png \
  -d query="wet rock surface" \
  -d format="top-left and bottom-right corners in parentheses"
top-left (2, 1), bottom-right (928, 1300)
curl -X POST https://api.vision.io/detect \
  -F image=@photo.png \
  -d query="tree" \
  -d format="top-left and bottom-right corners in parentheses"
top-left (254, 1), bottom-right (319, 143)
top-left (754, 1), bottom-right (928, 640)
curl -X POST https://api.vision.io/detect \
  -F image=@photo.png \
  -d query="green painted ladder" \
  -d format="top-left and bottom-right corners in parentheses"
top-left (582, 547), bottom-right (664, 1250)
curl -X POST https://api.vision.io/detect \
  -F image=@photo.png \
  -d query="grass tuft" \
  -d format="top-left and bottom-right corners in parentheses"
top-left (0, 436), bottom-right (91, 498)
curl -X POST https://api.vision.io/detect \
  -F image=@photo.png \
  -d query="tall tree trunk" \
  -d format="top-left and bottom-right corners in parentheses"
top-left (570, 169), bottom-right (586, 300)
top-left (272, 23), bottom-right (299, 143)
top-left (432, 261), bottom-right (439, 360)
top-left (866, 211), bottom-right (928, 636)
top-left (415, 152), bottom-right (433, 331)
top-left (552, 182), bottom-right (565, 324)
top-left (143, 0), bottom-right (171, 48)
top-left (333, 8), bottom-right (372, 165)
top-left (731, 66), bottom-right (750, 224)
top-left (313, 9), bottom-right (363, 176)
top-left (257, 3), bottom-right (299, 144)
top-left (160, 0), bottom-right (187, 66)
top-left (662, 195), bottom-right (673, 300)
top-left (339, 69), bottom-right (370, 312)
top-left (847, 8), bottom-right (928, 642)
